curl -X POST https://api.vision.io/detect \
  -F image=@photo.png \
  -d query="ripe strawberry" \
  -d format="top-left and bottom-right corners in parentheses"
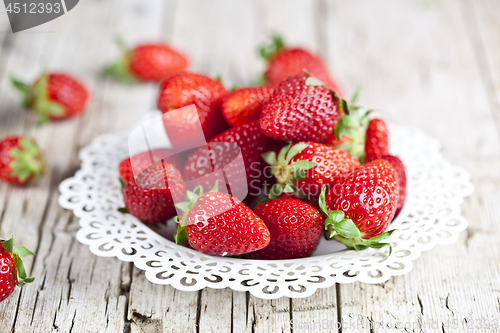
top-left (365, 155), bottom-right (406, 216)
top-left (246, 198), bottom-right (323, 260)
top-left (158, 72), bottom-right (228, 141)
top-left (0, 136), bottom-right (45, 185)
top-left (262, 142), bottom-right (359, 201)
top-left (0, 237), bottom-right (35, 303)
top-left (260, 35), bottom-right (343, 95)
top-left (259, 74), bottom-right (341, 142)
top-left (122, 161), bottom-right (186, 224)
top-left (105, 41), bottom-right (188, 82)
top-left (12, 72), bottom-right (89, 125)
top-left (319, 159), bottom-right (399, 253)
top-left (183, 121), bottom-right (273, 203)
top-left (221, 86), bottom-right (273, 127)
top-left (365, 119), bottom-right (389, 160)
top-left (174, 183), bottom-right (270, 256)
top-left (118, 148), bottom-right (186, 184)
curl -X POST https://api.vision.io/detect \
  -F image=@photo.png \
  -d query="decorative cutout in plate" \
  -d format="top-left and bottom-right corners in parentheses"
top-left (58, 122), bottom-right (473, 299)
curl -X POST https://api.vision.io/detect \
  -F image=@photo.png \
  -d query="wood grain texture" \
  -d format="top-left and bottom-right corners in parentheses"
top-left (0, 0), bottom-right (498, 332)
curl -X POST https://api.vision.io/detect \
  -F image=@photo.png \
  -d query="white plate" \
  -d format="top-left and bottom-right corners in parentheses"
top-left (58, 122), bottom-right (473, 299)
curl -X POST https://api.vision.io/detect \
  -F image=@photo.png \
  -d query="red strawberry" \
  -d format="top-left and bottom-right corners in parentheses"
top-left (365, 119), bottom-right (389, 160)
top-left (260, 35), bottom-right (343, 95)
top-left (319, 159), bottom-right (399, 253)
top-left (122, 161), bottom-right (186, 224)
top-left (174, 184), bottom-right (270, 256)
top-left (365, 155), bottom-right (406, 216)
top-left (158, 72), bottom-right (228, 141)
top-left (221, 86), bottom-right (273, 127)
top-left (246, 198), bottom-right (323, 260)
top-left (12, 72), bottom-right (89, 125)
top-left (183, 121), bottom-right (273, 203)
top-left (259, 74), bottom-right (341, 142)
top-left (105, 41), bottom-right (188, 82)
top-left (0, 136), bottom-right (45, 185)
top-left (262, 142), bottom-right (359, 201)
top-left (118, 148), bottom-right (187, 184)
top-left (0, 237), bottom-right (35, 303)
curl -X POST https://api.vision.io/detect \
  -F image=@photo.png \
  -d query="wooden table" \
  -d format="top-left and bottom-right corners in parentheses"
top-left (1, 0), bottom-right (499, 332)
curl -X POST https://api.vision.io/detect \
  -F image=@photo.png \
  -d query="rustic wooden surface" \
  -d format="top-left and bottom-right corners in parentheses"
top-left (0, 0), bottom-right (499, 332)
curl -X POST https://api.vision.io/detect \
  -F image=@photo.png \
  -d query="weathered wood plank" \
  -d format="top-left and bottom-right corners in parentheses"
top-left (323, 0), bottom-right (500, 332)
top-left (0, 0), bottom-right (166, 332)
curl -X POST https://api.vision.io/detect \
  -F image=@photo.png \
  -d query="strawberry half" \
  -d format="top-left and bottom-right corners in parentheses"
top-left (158, 72), bottom-right (228, 141)
top-left (174, 183), bottom-right (270, 256)
top-left (12, 72), bottom-right (89, 125)
top-left (259, 35), bottom-right (343, 95)
top-left (221, 86), bottom-right (273, 127)
top-left (262, 141), bottom-right (359, 201)
top-left (318, 159), bottom-right (399, 254)
top-left (121, 161), bottom-right (186, 224)
top-left (0, 135), bottom-right (45, 185)
top-left (259, 73), bottom-right (341, 142)
top-left (104, 40), bottom-right (188, 82)
top-left (246, 197), bottom-right (323, 260)
top-left (0, 237), bottom-right (35, 303)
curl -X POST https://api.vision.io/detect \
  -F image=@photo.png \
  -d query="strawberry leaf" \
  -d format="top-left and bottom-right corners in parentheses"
top-left (117, 207), bottom-right (129, 214)
top-left (304, 76), bottom-right (325, 87)
top-left (269, 184), bottom-right (283, 199)
top-left (261, 151), bottom-right (277, 166)
top-left (13, 246), bottom-right (34, 258)
top-left (174, 202), bottom-right (190, 213)
top-left (119, 178), bottom-right (126, 190)
top-left (285, 142), bottom-right (309, 164)
top-left (333, 218), bottom-right (360, 238)
top-left (1, 237), bottom-right (14, 254)
top-left (282, 183), bottom-right (295, 194)
top-left (277, 142), bottom-right (292, 164)
top-left (318, 186), bottom-right (329, 216)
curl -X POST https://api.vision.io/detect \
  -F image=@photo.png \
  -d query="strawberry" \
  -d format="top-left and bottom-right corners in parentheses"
top-left (183, 121), bottom-right (273, 203)
top-left (174, 183), bottom-right (270, 256)
top-left (104, 41), bottom-right (188, 82)
top-left (365, 154), bottom-right (406, 216)
top-left (262, 142), bottom-right (359, 201)
top-left (259, 73), bottom-right (341, 142)
top-left (365, 119), bottom-right (389, 160)
top-left (221, 86), bottom-right (273, 127)
top-left (0, 136), bottom-right (45, 185)
top-left (12, 72), bottom-right (89, 125)
top-left (158, 72), bottom-right (228, 141)
top-left (246, 198), bottom-right (323, 260)
top-left (122, 161), bottom-right (186, 224)
top-left (118, 148), bottom-right (187, 184)
top-left (318, 159), bottom-right (399, 254)
top-left (0, 237), bottom-right (35, 303)
top-left (259, 35), bottom-right (343, 95)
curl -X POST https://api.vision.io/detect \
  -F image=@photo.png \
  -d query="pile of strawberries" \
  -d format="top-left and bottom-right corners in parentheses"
top-left (0, 36), bottom-right (408, 302)
top-left (114, 36), bottom-right (407, 260)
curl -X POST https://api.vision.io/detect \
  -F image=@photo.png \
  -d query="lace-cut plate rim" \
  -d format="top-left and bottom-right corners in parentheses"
top-left (59, 122), bottom-right (474, 299)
